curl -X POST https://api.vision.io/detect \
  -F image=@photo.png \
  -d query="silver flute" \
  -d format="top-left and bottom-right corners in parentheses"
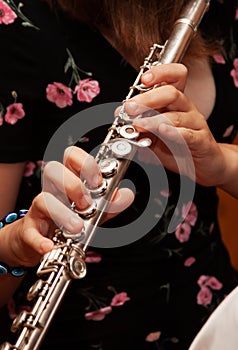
top-left (0, 1), bottom-right (210, 349)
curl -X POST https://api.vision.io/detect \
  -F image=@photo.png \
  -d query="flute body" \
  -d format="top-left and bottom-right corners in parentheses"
top-left (0, 1), bottom-right (210, 349)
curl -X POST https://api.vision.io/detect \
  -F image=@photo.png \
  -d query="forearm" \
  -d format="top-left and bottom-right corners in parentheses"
top-left (217, 143), bottom-right (238, 198)
top-left (0, 220), bottom-right (26, 307)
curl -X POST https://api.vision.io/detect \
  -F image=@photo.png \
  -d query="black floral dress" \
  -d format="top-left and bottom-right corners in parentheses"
top-left (0, 1), bottom-right (238, 349)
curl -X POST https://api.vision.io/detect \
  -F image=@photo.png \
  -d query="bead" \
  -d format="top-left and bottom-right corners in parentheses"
top-left (0, 262), bottom-right (25, 277)
top-left (4, 212), bottom-right (18, 224)
top-left (0, 209), bottom-right (28, 229)
top-left (0, 263), bottom-right (8, 275)
top-left (19, 209), bottom-right (28, 217)
top-left (11, 267), bottom-right (25, 277)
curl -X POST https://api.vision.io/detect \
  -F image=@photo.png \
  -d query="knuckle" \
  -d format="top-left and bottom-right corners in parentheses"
top-left (178, 63), bottom-right (188, 76)
top-left (187, 129), bottom-right (196, 145)
top-left (63, 146), bottom-right (77, 163)
top-left (43, 160), bottom-right (59, 176)
top-left (166, 85), bottom-right (180, 102)
top-left (172, 112), bottom-right (182, 127)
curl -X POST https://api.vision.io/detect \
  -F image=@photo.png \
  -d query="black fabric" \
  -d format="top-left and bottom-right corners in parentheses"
top-left (0, 1), bottom-right (238, 350)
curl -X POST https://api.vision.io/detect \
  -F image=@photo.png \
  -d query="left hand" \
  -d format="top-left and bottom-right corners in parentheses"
top-left (124, 63), bottom-right (226, 187)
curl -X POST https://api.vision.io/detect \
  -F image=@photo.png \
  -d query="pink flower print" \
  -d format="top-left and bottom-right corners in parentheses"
top-left (145, 331), bottom-right (161, 342)
top-left (110, 292), bottom-right (130, 307)
top-left (236, 8), bottom-right (238, 20)
top-left (184, 256), bottom-right (196, 267)
top-left (175, 222), bottom-right (191, 243)
top-left (197, 286), bottom-right (213, 306)
top-left (37, 160), bottom-right (48, 174)
top-left (230, 58), bottom-right (238, 88)
top-left (74, 78), bottom-right (100, 103)
top-left (23, 161), bottom-right (36, 177)
top-left (213, 54), bottom-right (225, 64)
top-left (4, 103), bottom-right (25, 125)
top-left (0, 0), bottom-right (17, 25)
top-left (85, 251), bottom-right (102, 263)
top-left (36, 160), bottom-right (43, 167)
top-left (197, 275), bottom-right (211, 288)
top-left (197, 275), bottom-right (223, 290)
top-left (46, 82), bottom-right (73, 108)
top-left (222, 125), bottom-right (234, 138)
top-left (206, 276), bottom-right (223, 290)
top-left (85, 306), bottom-right (112, 321)
top-left (182, 201), bottom-right (198, 226)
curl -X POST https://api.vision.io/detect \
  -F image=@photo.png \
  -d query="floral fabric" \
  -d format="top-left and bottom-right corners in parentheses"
top-left (0, 1), bottom-right (238, 350)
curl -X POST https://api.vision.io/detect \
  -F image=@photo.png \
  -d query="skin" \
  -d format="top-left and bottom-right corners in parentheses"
top-left (0, 147), bottom-right (134, 306)
top-left (1, 58), bottom-right (238, 306)
top-left (125, 61), bottom-right (238, 197)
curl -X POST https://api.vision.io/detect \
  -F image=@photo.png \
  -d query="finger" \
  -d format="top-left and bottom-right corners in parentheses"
top-left (133, 111), bottom-right (206, 134)
top-left (29, 192), bottom-right (84, 236)
top-left (43, 160), bottom-right (92, 210)
top-left (141, 63), bottom-right (188, 91)
top-left (64, 146), bottom-right (102, 188)
top-left (150, 120), bottom-right (210, 151)
top-left (19, 224), bottom-right (53, 264)
top-left (101, 188), bottom-right (134, 223)
top-left (124, 85), bottom-right (194, 116)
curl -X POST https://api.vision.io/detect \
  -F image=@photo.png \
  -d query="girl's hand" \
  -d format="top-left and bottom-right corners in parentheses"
top-left (0, 146), bottom-right (134, 267)
top-left (124, 63), bottom-right (226, 187)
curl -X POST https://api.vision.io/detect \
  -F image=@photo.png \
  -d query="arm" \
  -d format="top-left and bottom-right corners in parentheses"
top-left (0, 162), bottom-right (27, 306)
top-left (0, 162), bottom-right (26, 216)
top-left (218, 143), bottom-right (238, 198)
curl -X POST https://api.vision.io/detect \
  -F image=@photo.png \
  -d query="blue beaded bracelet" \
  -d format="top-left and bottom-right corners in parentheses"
top-left (0, 262), bottom-right (25, 277)
top-left (0, 209), bottom-right (28, 229)
top-left (0, 209), bottom-right (28, 277)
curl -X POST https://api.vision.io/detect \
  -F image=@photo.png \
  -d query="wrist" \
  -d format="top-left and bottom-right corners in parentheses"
top-left (217, 144), bottom-right (238, 198)
top-left (0, 209), bottom-right (28, 273)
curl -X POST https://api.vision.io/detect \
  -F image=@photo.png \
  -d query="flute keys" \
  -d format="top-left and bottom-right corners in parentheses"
top-left (27, 279), bottom-right (45, 301)
top-left (119, 124), bottom-right (139, 139)
top-left (63, 227), bottom-right (86, 242)
top-left (69, 255), bottom-right (87, 279)
top-left (74, 202), bottom-right (97, 220)
top-left (87, 178), bottom-right (108, 197)
top-left (99, 158), bottom-right (118, 177)
top-left (11, 310), bottom-right (30, 333)
top-left (111, 140), bottom-right (132, 158)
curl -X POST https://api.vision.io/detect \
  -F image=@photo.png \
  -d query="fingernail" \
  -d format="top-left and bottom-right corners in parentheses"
top-left (70, 214), bottom-right (82, 227)
top-left (125, 101), bottom-right (139, 114)
top-left (92, 174), bottom-right (102, 188)
top-left (39, 240), bottom-right (54, 254)
top-left (142, 72), bottom-right (153, 83)
top-left (63, 214), bottom-right (83, 234)
top-left (78, 192), bottom-right (92, 209)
